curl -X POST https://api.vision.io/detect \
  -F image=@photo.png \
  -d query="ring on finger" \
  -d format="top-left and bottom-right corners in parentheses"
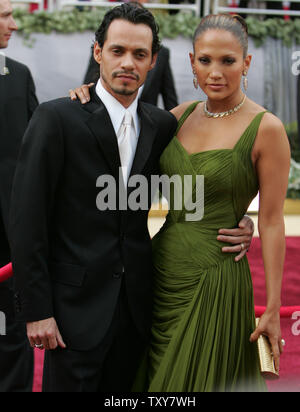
top-left (34, 343), bottom-right (44, 349)
top-left (240, 243), bottom-right (245, 251)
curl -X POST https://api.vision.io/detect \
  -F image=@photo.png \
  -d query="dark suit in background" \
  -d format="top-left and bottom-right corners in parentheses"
top-left (10, 86), bottom-right (177, 391)
top-left (0, 57), bottom-right (38, 392)
top-left (84, 46), bottom-right (179, 110)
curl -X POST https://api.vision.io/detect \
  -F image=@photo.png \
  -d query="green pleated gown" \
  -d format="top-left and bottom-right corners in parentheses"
top-left (145, 103), bottom-right (268, 392)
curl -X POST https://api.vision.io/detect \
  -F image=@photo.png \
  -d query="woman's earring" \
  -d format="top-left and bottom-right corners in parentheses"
top-left (243, 71), bottom-right (248, 92)
top-left (193, 71), bottom-right (199, 90)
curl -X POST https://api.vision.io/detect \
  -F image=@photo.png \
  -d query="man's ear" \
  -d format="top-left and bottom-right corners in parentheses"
top-left (94, 42), bottom-right (102, 65)
top-left (149, 53), bottom-right (158, 71)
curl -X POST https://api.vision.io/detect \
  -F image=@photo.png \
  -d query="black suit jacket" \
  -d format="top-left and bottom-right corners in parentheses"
top-left (10, 86), bottom-right (178, 351)
top-left (84, 46), bottom-right (178, 111)
top-left (0, 57), bottom-right (38, 273)
top-left (0, 58), bottom-right (37, 393)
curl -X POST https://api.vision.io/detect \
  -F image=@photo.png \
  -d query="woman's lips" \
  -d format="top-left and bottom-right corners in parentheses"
top-left (207, 84), bottom-right (226, 90)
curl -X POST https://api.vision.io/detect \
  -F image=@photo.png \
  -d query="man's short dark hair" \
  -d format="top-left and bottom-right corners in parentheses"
top-left (95, 3), bottom-right (161, 56)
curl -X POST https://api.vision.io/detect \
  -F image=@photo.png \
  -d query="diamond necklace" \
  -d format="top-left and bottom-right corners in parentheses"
top-left (204, 95), bottom-right (246, 118)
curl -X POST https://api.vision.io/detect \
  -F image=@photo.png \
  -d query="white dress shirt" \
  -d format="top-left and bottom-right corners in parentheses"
top-left (96, 79), bottom-right (140, 184)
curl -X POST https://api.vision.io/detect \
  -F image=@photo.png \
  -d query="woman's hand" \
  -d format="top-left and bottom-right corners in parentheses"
top-left (69, 83), bottom-right (94, 104)
top-left (250, 311), bottom-right (284, 373)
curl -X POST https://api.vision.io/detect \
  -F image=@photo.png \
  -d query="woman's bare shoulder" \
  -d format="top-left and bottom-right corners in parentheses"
top-left (253, 106), bottom-right (289, 152)
top-left (248, 100), bottom-right (285, 135)
top-left (170, 101), bottom-right (201, 121)
top-left (258, 112), bottom-right (286, 139)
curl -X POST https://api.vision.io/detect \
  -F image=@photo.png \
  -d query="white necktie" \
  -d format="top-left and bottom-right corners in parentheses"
top-left (118, 111), bottom-right (133, 186)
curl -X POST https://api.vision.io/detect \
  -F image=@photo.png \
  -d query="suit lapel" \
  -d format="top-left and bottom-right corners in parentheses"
top-left (85, 88), bottom-right (121, 182)
top-left (129, 102), bottom-right (158, 181)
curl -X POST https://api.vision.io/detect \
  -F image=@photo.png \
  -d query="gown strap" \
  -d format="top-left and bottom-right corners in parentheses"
top-left (175, 101), bottom-right (201, 136)
top-left (234, 111), bottom-right (269, 154)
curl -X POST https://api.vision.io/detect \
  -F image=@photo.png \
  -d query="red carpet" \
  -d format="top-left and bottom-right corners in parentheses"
top-left (248, 237), bottom-right (300, 392)
top-left (249, 237), bottom-right (300, 307)
top-left (32, 237), bottom-right (300, 392)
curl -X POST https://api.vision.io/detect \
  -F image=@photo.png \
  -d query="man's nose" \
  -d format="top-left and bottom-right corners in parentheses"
top-left (121, 53), bottom-right (135, 70)
top-left (9, 16), bottom-right (18, 31)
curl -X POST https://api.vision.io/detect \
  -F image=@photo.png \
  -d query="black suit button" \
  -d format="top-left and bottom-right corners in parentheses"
top-left (113, 272), bottom-right (121, 279)
top-left (15, 303), bottom-right (21, 313)
top-left (14, 293), bottom-right (21, 312)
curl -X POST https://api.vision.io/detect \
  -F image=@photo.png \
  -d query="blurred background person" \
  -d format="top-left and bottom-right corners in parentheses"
top-left (0, 0), bottom-right (38, 392)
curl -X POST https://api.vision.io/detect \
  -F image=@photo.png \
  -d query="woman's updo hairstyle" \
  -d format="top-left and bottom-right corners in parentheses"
top-left (193, 14), bottom-right (249, 59)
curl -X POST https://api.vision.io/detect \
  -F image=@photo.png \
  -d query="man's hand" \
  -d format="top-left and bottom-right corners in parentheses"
top-left (27, 317), bottom-right (66, 351)
top-left (217, 215), bottom-right (255, 262)
top-left (69, 83), bottom-right (94, 104)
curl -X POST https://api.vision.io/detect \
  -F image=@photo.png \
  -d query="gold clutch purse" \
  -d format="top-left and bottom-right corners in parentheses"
top-left (256, 318), bottom-right (279, 380)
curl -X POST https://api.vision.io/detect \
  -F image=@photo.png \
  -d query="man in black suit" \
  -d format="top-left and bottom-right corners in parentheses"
top-left (84, 44), bottom-right (178, 111)
top-left (10, 4), bottom-right (178, 392)
top-left (0, 0), bottom-right (38, 392)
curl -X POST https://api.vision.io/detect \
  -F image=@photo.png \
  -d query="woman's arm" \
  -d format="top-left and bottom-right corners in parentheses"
top-left (250, 114), bottom-right (291, 373)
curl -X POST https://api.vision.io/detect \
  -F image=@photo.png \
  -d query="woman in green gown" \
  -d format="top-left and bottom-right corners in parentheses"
top-left (144, 14), bottom-right (290, 392)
